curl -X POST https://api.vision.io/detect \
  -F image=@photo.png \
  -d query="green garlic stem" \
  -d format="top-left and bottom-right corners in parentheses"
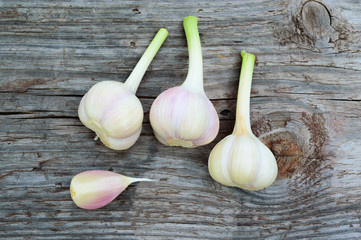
top-left (233, 50), bottom-right (256, 135)
top-left (124, 28), bottom-right (168, 94)
top-left (181, 16), bottom-right (204, 93)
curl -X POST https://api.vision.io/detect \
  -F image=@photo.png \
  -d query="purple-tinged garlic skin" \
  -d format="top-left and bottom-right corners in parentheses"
top-left (149, 17), bottom-right (219, 148)
top-left (78, 81), bottom-right (143, 150)
top-left (150, 86), bottom-right (219, 148)
top-left (78, 28), bottom-right (168, 150)
top-left (70, 170), bottom-right (151, 210)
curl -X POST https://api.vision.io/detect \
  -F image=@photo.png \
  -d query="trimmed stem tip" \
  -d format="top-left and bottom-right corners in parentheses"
top-left (233, 50), bottom-right (256, 136)
top-left (124, 28), bottom-right (168, 94)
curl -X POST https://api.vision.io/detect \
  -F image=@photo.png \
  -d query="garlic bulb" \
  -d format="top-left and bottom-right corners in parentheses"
top-left (149, 16), bottom-right (219, 148)
top-left (78, 28), bottom-right (168, 150)
top-left (208, 51), bottom-right (278, 191)
top-left (70, 170), bottom-right (152, 209)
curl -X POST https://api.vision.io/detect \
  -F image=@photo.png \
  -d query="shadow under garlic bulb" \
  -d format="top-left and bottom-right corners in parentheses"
top-left (78, 28), bottom-right (168, 150)
top-left (208, 51), bottom-right (278, 191)
top-left (149, 16), bottom-right (219, 148)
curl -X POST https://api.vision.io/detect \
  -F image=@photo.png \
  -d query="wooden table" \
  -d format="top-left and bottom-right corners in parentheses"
top-left (1, 0), bottom-right (360, 239)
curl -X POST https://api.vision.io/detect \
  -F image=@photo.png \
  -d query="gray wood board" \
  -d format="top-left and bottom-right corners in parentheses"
top-left (1, 0), bottom-right (361, 239)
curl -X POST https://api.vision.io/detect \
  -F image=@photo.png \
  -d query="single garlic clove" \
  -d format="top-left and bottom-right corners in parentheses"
top-left (149, 17), bottom-right (220, 148)
top-left (70, 170), bottom-right (152, 210)
top-left (208, 51), bottom-right (278, 191)
top-left (150, 86), bottom-right (219, 148)
top-left (78, 81), bottom-right (143, 150)
top-left (78, 28), bottom-right (168, 150)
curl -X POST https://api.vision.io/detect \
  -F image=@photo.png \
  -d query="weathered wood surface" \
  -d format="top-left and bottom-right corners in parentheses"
top-left (1, 0), bottom-right (361, 239)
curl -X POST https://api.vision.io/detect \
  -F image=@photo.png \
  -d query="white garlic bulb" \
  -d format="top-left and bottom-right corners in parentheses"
top-left (78, 81), bottom-right (143, 150)
top-left (78, 28), bottom-right (168, 150)
top-left (149, 16), bottom-right (219, 148)
top-left (208, 51), bottom-right (278, 190)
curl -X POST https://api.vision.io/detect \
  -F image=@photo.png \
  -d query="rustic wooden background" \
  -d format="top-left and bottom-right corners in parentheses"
top-left (1, 0), bottom-right (360, 239)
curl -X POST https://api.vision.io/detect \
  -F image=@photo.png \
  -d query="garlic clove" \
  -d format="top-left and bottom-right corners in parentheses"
top-left (228, 136), bottom-right (260, 186)
top-left (250, 137), bottom-right (278, 189)
top-left (207, 135), bottom-right (235, 186)
top-left (105, 128), bottom-right (142, 150)
top-left (78, 95), bottom-right (89, 125)
top-left (82, 81), bottom-right (129, 124)
top-left (99, 93), bottom-right (143, 138)
top-left (70, 170), bottom-right (152, 210)
top-left (208, 51), bottom-right (278, 191)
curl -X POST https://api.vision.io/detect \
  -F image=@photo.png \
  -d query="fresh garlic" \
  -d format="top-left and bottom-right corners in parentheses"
top-left (70, 170), bottom-right (152, 210)
top-left (78, 28), bottom-right (168, 150)
top-left (208, 51), bottom-right (278, 191)
top-left (149, 16), bottom-right (219, 148)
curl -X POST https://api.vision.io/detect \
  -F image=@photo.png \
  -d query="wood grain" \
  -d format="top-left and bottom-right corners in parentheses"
top-left (1, 0), bottom-right (361, 239)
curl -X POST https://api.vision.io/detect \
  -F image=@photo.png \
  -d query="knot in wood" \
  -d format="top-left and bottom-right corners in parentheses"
top-left (301, 1), bottom-right (331, 38)
top-left (259, 112), bottom-right (330, 180)
top-left (262, 130), bottom-right (305, 179)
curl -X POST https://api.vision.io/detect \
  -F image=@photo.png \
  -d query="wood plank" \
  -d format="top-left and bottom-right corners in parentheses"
top-left (1, 0), bottom-right (361, 239)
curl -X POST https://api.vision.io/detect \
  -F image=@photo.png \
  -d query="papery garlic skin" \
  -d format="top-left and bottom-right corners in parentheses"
top-left (150, 86), bottom-right (219, 148)
top-left (78, 28), bottom-right (168, 150)
top-left (149, 17), bottom-right (219, 148)
top-left (78, 81), bottom-right (143, 150)
top-left (208, 51), bottom-right (278, 191)
top-left (70, 170), bottom-right (130, 210)
top-left (208, 135), bottom-right (277, 190)
top-left (70, 170), bottom-right (151, 210)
